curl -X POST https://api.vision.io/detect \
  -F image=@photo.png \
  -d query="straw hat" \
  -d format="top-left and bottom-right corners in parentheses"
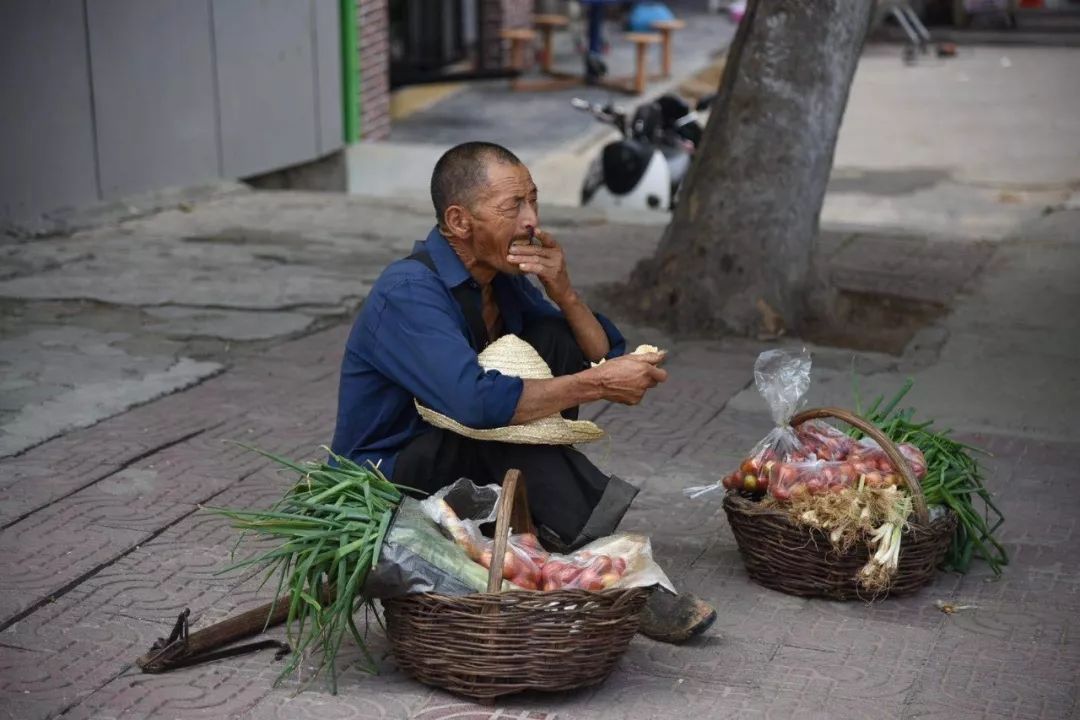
top-left (415, 334), bottom-right (605, 445)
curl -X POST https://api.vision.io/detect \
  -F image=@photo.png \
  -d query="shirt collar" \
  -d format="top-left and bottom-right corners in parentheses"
top-left (416, 226), bottom-right (472, 289)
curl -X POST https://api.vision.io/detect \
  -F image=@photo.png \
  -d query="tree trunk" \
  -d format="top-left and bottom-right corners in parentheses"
top-left (622, 0), bottom-right (873, 337)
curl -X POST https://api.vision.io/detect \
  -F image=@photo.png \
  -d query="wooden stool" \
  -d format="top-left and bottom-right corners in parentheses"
top-left (651, 18), bottom-right (687, 79)
top-left (532, 14), bottom-right (569, 73)
top-left (505, 19), bottom-right (577, 92)
top-left (624, 32), bottom-right (662, 94)
top-left (499, 28), bottom-right (537, 72)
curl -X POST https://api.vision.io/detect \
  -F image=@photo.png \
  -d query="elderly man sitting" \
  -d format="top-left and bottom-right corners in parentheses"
top-left (330, 141), bottom-right (715, 642)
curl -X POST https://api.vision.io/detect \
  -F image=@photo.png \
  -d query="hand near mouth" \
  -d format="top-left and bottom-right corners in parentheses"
top-left (507, 229), bottom-right (573, 305)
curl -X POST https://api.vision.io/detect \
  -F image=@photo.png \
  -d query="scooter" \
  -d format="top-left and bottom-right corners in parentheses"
top-left (573, 93), bottom-right (713, 212)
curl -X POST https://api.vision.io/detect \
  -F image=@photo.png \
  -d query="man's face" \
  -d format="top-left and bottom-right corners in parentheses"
top-left (466, 161), bottom-right (538, 276)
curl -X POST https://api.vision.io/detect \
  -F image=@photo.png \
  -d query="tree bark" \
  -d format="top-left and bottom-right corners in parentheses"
top-left (622, 0), bottom-right (873, 337)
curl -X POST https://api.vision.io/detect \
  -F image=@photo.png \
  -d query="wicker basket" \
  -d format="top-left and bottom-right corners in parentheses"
top-left (723, 407), bottom-right (957, 601)
top-left (382, 469), bottom-right (651, 701)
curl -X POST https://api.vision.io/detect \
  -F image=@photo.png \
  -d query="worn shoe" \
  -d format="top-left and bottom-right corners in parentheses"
top-left (638, 591), bottom-right (717, 644)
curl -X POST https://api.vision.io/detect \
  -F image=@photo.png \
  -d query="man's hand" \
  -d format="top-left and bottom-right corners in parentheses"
top-left (511, 351), bottom-right (668, 424)
top-left (507, 229), bottom-right (573, 305)
top-left (589, 352), bottom-right (668, 405)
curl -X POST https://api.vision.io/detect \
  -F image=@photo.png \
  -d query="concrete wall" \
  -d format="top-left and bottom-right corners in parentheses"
top-left (1, 0), bottom-right (343, 229)
top-left (0, 1), bottom-right (101, 226)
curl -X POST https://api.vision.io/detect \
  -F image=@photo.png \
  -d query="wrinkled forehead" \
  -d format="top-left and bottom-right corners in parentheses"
top-left (480, 161), bottom-right (536, 201)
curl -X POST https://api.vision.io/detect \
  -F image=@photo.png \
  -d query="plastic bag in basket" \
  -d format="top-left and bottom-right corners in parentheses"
top-left (540, 535), bottom-right (674, 593)
top-left (795, 419), bottom-right (859, 460)
top-left (418, 479), bottom-right (543, 589)
top-left (767, 433), bottom-right (928, 500)
top-left (768, 458), bottom-right (857, 501)
top-left (419, 479), bottom-right (675, 593)
top-left (685, 348), bottom-right (813, 498)
top-left (848, 438), bottom-right (928, 485)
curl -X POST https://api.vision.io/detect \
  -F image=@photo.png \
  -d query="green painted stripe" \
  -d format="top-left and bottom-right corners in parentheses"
top-left (340, 0), bottom-right (359, 143)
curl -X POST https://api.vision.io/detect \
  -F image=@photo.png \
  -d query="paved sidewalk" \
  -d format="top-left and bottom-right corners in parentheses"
top-left (0, 192), bottom-right (1077, 718)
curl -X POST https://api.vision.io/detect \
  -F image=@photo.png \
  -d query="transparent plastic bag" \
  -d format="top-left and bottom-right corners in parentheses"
top-left (755, 348), bottom-right (813, 430)
top-left (686, 348), bottom-right (813, 498)
top-left (768, 458), bottom-right (857, 501)
top-left (364, 497), bottom-right (509, 597)
top-left (540, 535), bottom-right (674, 593)
top-left (794, 419), bottom-right (859, 461)
top-left (765, 438), bottom-right (929, 501)
top-left (538, 552), bottom-right (619, 592)
top-left (420, 478), bottom-right (675, 593)
top-left (419, 479), bottom-right (543, 590)
top-left (848, 438), bottom-right (928, 484)
top-left (899, 443), bottom-right (928, 479)
top-left (748, 347), bottom-right (813, 460)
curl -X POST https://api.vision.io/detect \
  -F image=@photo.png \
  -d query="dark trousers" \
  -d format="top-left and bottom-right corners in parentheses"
top-left (392, 317), bottom-right (637, 551)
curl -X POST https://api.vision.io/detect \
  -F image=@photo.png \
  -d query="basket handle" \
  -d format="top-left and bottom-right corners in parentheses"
top-left (486, 468), bottom-right (530, 593)
top-left (791, 407), bottom-right (929, 525)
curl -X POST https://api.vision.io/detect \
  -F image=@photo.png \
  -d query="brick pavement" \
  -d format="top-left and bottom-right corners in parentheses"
top-left (1, 309), bottom-right (1077, 719)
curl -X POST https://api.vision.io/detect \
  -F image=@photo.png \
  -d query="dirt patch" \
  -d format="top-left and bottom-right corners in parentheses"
top-left (802, 290), bottom-right (947, 356)
top-left (799, 231), bottom-right (993, 355)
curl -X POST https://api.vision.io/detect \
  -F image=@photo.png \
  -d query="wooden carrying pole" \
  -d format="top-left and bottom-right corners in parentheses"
top-left (136, 599), bottom-right (292, 672)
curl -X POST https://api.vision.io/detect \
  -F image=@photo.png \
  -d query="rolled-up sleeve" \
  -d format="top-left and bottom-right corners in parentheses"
top-left (592, 312), bottom-right (626, 359)
top-left (517, 279), bottom-right (626, 359)
top-left (363, 278), bottom-right (523, 428)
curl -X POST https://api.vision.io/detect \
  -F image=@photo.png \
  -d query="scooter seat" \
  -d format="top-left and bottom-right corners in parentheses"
top-left (602, 140), bottom-right (654, 195)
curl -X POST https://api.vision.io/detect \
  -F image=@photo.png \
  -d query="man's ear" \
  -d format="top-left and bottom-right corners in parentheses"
top-left (443, 205), bottom-right (471, 238)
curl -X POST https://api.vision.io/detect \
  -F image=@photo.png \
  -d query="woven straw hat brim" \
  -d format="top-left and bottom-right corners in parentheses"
top-left (415, 401), bottom-right (605, 445)
top-left (413, 334), bottom-right (606, 445)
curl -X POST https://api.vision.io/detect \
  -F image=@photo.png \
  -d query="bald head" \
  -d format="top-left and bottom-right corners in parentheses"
top-left (430, 142), bottom-right (523, 227)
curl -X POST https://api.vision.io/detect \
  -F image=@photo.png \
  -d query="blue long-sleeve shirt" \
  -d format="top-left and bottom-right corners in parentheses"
top-left (330, 226), bottom-right (626, 478)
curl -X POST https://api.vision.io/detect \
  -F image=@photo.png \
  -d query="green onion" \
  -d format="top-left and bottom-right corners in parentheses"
top-left (851, 380), bottom-right (1008, 576)
top-left (207, 444), bottom-right (404, 692)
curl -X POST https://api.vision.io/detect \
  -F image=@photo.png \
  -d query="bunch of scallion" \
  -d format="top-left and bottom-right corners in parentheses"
top-left (208, 446), bottom-right (404, 692)
top-left (852, 379), bottom-right (1008, 575)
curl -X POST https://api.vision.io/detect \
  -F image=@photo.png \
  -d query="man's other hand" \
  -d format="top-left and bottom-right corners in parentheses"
top-left (591, 352), bottom-right (668, 405)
